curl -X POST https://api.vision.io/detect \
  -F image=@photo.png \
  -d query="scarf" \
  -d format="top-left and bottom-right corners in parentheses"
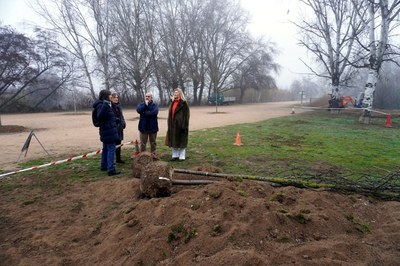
top-left (171, 99), bottom-right (179, 121)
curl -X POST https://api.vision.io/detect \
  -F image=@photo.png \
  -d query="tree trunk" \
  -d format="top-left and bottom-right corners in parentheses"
top-left (192, 80), bottom-right (199, 105)
top-left (359, 69), bottom-right (378, 123)
top-left (329, 83), bottom-right (340, 114)
top-left (359, 1), bottom-right (384, 124)
top-left (197, 81), bottom-right (205, 106)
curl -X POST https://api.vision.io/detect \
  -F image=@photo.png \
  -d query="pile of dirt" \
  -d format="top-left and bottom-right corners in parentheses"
top-left (0, 125), bottom-right (27, 134)
top-left (1, 172), bottom-right (399, 265)
top-left (309, 96), bottom-right (330, 108)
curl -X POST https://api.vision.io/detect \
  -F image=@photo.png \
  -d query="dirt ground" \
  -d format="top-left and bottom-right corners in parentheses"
top-left (0, 101), bottom-right (302, 171)
top-left (1, 102), bottom-right (400, 265)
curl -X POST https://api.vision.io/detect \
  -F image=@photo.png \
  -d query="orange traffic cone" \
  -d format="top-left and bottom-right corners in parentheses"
top-left (133, 139), bottom-right (140, 157)
top-left (385, 114), bottom-right (392, 127)
top-left (234, 132), bottom-right (243, 146)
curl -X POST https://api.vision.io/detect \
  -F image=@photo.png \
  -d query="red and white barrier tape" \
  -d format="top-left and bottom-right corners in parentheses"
top-left (294, 106), bottom-right (389, 115)
top-left (0, 140), bottom-right (136, 179)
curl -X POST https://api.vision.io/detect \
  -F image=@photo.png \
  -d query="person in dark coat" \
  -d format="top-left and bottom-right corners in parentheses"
top-left (111, 91), bottom-right (126, 163)
top-left (166, 88), bottom-right (190, 161)
top-left (92, 89), bottom-right (120, 176)
top-left (136, 92), bottom-right (159, 157)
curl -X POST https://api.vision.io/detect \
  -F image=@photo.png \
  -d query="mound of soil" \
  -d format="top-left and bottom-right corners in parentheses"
top-left (308, 95), bottom-right (330, 108)
top-left (1, 172), bottom-right (399, 265)
top-left (0, 125), bottom-right (27, 134)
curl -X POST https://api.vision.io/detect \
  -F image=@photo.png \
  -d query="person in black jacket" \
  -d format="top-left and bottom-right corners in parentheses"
top-left (136, 92), bottom-right (159, 157)
top-left (111, 91), bottom-right (126, 163)
top-left (92, 90), bottom-right (120, 176)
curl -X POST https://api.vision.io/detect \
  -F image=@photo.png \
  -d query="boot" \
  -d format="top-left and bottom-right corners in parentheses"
top-left (108, 170), bottom-right (121, 176)
top-left (116, 148), bottom-right (125, 164)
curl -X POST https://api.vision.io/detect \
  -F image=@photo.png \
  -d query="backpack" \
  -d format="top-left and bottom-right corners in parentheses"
top-left (92, 108), bottom-right (101, 127)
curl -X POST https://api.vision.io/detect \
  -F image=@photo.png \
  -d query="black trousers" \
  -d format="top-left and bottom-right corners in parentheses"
top-left (116, 139), bottom-right (122, 161)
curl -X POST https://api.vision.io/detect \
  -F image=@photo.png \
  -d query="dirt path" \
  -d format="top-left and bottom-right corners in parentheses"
top-left (0, 101), bottom-right (301, 171)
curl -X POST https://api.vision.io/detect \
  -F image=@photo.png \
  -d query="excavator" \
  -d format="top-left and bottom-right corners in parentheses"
top-left (328, 92), bottom-right (363, 109)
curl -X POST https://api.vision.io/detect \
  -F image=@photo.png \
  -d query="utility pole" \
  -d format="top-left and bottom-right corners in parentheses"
top-left (300, 91), bottom-right (304, 106)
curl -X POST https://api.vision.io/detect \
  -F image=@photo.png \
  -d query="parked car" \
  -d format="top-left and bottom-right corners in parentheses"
top-left (208, 93), bottom-right (236, 105)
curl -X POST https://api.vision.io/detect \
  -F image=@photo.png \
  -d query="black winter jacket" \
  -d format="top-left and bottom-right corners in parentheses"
top-left (112, 103), bottom-right (126, 141)
top-left (93, 100), bottom-right (118, 144)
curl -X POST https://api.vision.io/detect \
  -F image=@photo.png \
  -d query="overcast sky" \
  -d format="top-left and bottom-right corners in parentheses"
top-left (0, 0), bottom-right (310, 89)
top-left (242, 0), bottom-right (309, 88)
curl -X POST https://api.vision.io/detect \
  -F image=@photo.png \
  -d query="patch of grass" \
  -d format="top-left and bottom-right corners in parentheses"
top-left (184, 228), bottom-right (197, 243)
top-left (7, 110), bottom-right (400, 198)
top-left (211, 223), bottom-right (222, 236)
top-left (190, 202), bottom-right (201, 210)
top-left (227, 234), bottom-right (236, 242)
top-left (0, 180), bottom-right (25, 192)
top-left (179, 112), bottom-right (399, 179)
top-left (287, 213), bottom-right (310, 224)
top-left (345, 213), bottom-right (371, 234)
top-left (167, 221), bottom-right (197, 244)
top-left (277, 235), bottom-right (291, 243)
top-left (92, 222), bottom-right (102, 235)
top-left (349, 196), bottom-right (358, 203)
top-left (71, 199), bottom-right (84, 213)
top-left (357, 223), bottom-right (371, 234)
top-left (237, 189), bottom-right (249, 197)
top-left (271, 192), bottom-right (286, 203)
top-left (13, 149), bottom-right (134, 183)
top-left (205, 189), bottom-right (222, 199)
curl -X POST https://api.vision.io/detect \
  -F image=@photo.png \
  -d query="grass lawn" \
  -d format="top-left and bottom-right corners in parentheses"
top-left (3, 110), bottom-right (400, 199)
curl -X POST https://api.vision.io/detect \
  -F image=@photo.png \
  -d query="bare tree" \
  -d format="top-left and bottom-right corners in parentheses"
top-left (295, 0), bottom-right (366, 108)
top-left (0, 27), bottom-right (32, 101)
top-left (0, 27), bottom-right (70, 114)
top-left (34, 0), bottom-right (111, 100)
top-left (182, 0), bottom-right (209, 105)
top-left (355, 0), bottom-right (400, 122)
top-left (109, 0), bottom-right (154, 103)
top-left (85, 0), bottom-right (113, 91)
top-left (28, 0), bottom-right (277, 108)
top-left (202, 0), bottom-right (251, 111)
top-left (232, 41), bottom-right (280, 103)
top-left (143, 0), bottom-right (167, 105)
top-left (290, 77), bottom-right (325, 102)
top-left (156, 0), bottom-right (190, 95)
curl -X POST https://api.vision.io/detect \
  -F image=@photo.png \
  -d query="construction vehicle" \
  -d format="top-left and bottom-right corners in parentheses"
top-left (328, 94), bottom-right (356, 109)
top-left (340, 96), bottom-right (355, 107)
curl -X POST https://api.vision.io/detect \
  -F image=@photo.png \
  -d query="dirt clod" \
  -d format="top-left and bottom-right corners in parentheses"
top-left (140, 160), bottom-right (172, 198)
top-left (131, 152), bottom-right (154, 178)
